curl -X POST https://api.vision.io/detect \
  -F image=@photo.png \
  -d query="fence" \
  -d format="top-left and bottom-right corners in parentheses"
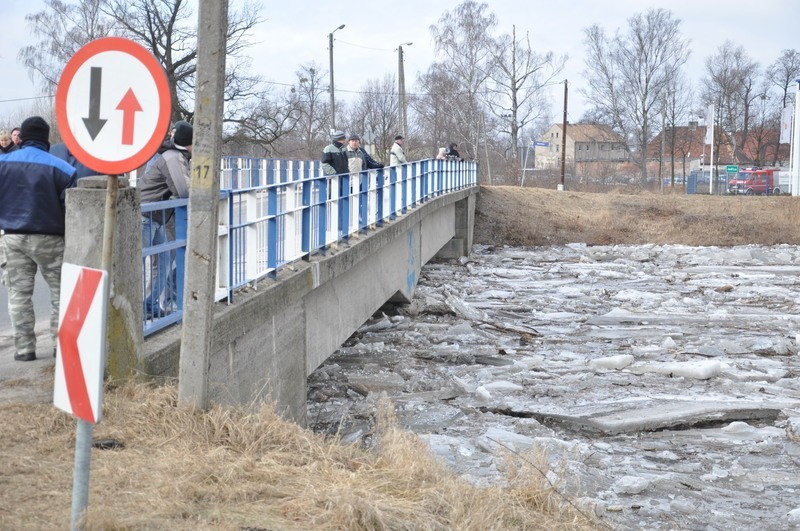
top-left (141, 157), bottom-right (478, 336)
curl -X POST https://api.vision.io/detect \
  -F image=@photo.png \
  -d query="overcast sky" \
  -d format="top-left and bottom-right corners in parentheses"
top-left (1, 0), bottom-right (798, 128)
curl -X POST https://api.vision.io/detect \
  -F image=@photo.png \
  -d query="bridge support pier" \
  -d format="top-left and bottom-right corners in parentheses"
top-left (435, 194), bottom-right (475, 259)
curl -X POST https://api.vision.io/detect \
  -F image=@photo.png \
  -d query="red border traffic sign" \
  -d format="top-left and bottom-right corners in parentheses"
top-left (54, 264), bottom-right (108, 424)
top-left (56, 37), bottom-right (171, 175)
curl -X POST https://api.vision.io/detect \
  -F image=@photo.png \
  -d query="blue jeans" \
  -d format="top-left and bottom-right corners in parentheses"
top-left (141, 215), bottom-right (173, 314)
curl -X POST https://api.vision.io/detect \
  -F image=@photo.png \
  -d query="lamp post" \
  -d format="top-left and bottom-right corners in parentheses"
top-left (398, 42), bottom-right (412, 140)
top-left (328, 24), bottom-right (345, 129)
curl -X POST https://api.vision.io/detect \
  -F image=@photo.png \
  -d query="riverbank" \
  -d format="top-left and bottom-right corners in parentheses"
top-left (475, 185), bottom-right (800, 247)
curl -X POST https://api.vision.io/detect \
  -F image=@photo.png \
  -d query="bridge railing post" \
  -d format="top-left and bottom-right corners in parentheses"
top-left (338, 172), bottom-right (350, 239)
top-left (375, 168), bottom-right (384, 226)
top-left (301, 161), bottom-right (312, 255)
top-left (318, 175), bottom-right (327, 251)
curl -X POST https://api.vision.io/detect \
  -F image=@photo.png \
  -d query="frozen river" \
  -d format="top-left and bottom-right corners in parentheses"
top-left (307, 244), bottom-right (800, 530)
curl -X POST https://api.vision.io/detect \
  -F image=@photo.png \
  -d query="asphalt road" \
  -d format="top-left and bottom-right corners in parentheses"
top-left (0, 272), bottom-right (53, 332)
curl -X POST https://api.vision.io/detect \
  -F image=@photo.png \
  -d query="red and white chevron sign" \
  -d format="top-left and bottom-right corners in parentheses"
top-left (53, 263), bottom-right (108, 424)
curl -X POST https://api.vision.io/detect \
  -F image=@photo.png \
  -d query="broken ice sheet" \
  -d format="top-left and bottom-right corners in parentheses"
top-left (309, 243), bottom-right (800, 530)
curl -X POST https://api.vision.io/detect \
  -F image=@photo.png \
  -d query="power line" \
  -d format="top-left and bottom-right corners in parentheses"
top-left (0, 95), bottom-right (54, 104)
top-left (335, 39), bottom-right (395, 52)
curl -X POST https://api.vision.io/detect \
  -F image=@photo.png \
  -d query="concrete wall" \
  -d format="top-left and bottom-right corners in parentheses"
top-left (64, 177), bottom-right (143, 380)
top-left (66, 179), bottom-right (477, 424)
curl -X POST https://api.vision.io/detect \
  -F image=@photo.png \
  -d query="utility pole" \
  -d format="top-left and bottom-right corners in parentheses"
top-left (178, 0), bottom-right (227, 409)
top-left (398, 42), bottom-right (412, 140)
top-left (559, 79), bottom-right (568, 191)
top-left (328, 24), bottom-right (345, 130)
top-left (659, 101), bottom-right (666, 191)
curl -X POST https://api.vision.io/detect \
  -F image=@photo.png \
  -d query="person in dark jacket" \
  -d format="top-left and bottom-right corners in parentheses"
top-left (0, 130), bottom-right (17, 154)
top-left (50, 143), bottom-right (101, 178)
top-left (445, 142), bottom-right (462, 161)
top-left (0, 116), bottom-right (77, 361)
top-left (322, 130), bottom-right (349, 175)
top-left (138, 121), bottom-right (193, 317)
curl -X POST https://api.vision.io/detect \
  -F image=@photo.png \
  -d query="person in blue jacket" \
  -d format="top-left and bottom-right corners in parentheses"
top-left (49, 143), bottom-right (101, 178)
top-left (0, 116), bottom-right (77, 361)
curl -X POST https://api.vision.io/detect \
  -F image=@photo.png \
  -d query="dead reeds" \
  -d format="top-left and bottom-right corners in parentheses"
top-left (0, 382), bottom-right (598, 530)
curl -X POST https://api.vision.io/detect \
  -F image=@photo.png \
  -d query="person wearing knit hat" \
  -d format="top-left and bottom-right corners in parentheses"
top-left (322, 130), bottom-right (348, 176)
top-left (20, 116), bottom-right (51, 151)
top-left (139, 120), bottom-right (193, 319)
top-left (172, 120), bottom-right (193, 147)
top-left (0, 115), bottom-right (77, 361)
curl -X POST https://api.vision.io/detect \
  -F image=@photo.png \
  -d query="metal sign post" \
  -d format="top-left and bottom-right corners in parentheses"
top-left (55, 36), bottom-right (171, 528)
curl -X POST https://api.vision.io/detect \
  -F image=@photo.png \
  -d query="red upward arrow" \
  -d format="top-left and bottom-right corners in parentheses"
top-left (116, 88), bottom-right (143, 146)
top-left (58, 268), bottom-right (103, 423)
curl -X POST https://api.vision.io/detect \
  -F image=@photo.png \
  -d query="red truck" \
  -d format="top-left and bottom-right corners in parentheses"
top-left (727, 168), bottom-right (783, 195)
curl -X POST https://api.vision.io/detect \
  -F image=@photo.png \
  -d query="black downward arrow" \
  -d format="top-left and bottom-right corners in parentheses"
top-left (82, 67), bottom-right (107, 140)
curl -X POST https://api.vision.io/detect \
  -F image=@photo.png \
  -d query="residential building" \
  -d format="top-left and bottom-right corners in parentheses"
top-left (534, 124), bottom-right (629, 168)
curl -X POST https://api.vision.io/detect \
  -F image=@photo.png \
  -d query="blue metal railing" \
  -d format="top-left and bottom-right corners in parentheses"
top-left (141, 157), bottom-right (477, 336)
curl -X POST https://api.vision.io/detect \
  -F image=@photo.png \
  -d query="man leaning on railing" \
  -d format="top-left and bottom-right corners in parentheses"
top-left (139, 121), bottom-right (193, 319)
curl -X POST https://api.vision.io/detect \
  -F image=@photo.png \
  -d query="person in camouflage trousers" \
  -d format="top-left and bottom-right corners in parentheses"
top-left (0, 116), bottom-right (76, 361)
top-left (3, 235), bottom-right (65, 357)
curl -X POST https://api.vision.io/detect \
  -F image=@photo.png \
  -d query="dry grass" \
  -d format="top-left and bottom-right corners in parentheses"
top-left (475, 185), bottom-right (800, 247)
top-left (0, 383), bottom-right (598, 530)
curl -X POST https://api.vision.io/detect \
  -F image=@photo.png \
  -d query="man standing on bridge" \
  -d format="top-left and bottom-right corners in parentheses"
top-left (139, 120), bottom-right (193, 318)
top-left (0, 116), bottom-right (77, 361)
top-left (390, 135), bottom-right (407, 166)
top-left (322, 130), bottom-right (349, 176)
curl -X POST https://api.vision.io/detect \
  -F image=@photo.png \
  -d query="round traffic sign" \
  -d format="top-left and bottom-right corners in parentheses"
top-left (55, 37), bottom-right (172, 175)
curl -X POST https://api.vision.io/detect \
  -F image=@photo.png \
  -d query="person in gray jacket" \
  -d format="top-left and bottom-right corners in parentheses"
top-left (139, 121), bottom-right (192, 317)
top-left (390, 135), bottom-right (407, 166)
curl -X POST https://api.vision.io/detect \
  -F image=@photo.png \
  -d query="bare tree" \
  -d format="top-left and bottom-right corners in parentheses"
top-left (766, 49), bottom-right (800, 107)
top-left (101, 0), bottom-right (261, 122)
top-left (702, 41), bottom-right (760, 164)
top-left (224, 85), bottom-right (301, 158)
top-left (746, 92), bottom-right (780, 166)
top-left (582, 8), bottom-right (690, 180)
top-left (292, 64), bottom-right (331, 160)
top-left (485, 25), bottom-right (565, 175)
top-left (412, 69), bottom-right (461, 158)
top-left (349, 75), bottom-right (399, 164)
top-left (429, 0), bottom-right (496, 164)
top-left (662, 76), bottom-right (693, 185)
top-left (18, 0), bottom-right (115, 91)
top-left (20, 0), bottom-right (262, 123)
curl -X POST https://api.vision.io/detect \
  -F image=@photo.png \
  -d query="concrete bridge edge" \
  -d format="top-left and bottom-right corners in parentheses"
top-left (65, 180), bottom-right (478, 424)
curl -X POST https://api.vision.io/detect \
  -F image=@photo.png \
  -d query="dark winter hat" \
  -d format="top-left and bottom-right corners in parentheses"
top-left (394, 135), bottom-right (404, 140)
top-left (348, 134), bottom-right (361, 141)
top-left (331, 130), bottom-right (346, 141)
top-left (20, 116), bottom-right (50, 146)
top-left (172, 120), bottom-right (193, 147)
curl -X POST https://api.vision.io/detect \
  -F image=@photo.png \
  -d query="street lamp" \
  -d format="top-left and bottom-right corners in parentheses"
top-left (397, 42), bottom-right (412, 140)
top-left (328, 24), bottom-right (345, 129)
